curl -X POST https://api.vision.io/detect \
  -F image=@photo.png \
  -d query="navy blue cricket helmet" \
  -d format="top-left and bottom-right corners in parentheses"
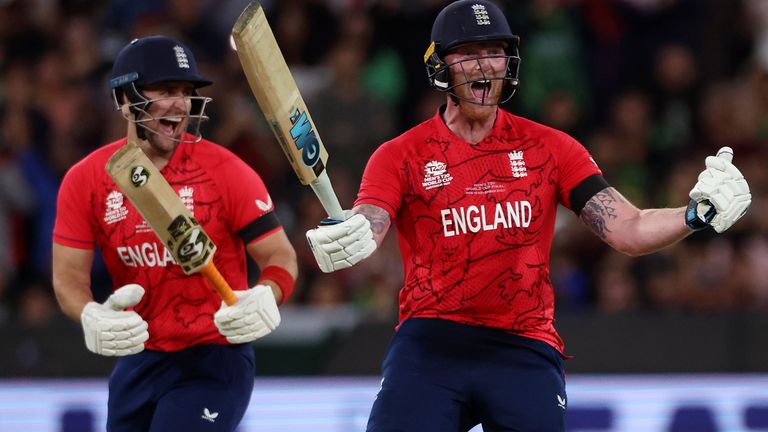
top-left (110, 35), bottom-right (211, 93)
top-left (109, 36), bottom-right (213, 141)
top-left (424, 0), bottom-right (521, 104)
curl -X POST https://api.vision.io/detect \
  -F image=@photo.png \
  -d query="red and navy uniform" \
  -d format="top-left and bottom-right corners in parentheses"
top-left (54, 133), bottom-right (281, 431)
top-left (54, 134), bottom-right (281, 351)
top-left (358, 107), bottom-right (602, 431)
top-left (357, 107), bottom-right (601, 354)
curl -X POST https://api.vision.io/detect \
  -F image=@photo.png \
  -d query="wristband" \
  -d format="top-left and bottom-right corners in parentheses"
top-left (258, 265), bottom-right (295, 304)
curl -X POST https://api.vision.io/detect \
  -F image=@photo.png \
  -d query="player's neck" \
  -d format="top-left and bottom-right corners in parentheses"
top-left (442, 101), bottom-right (497, 144)
top-left (127, 120), bottom-right (176, 170)
top-left (137, 139), bottom-right (174, 170)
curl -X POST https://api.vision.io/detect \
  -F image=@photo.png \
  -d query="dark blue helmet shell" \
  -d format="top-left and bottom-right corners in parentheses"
top-left (430, 0), bottom-right (517, 56)
top-left (110, 35), bottom-right (212, 90)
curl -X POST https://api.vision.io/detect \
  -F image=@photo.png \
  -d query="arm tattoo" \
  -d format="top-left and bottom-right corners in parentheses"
top-left (354, 204), bottom-right (391, 244)
top-left (580, 187), bottom-right (625, 239)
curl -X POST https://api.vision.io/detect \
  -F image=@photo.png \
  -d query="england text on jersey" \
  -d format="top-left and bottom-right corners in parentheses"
top-left (440, 200), bottom-right (532, 237)
top-left (117, 242), bottom-right (177, 268)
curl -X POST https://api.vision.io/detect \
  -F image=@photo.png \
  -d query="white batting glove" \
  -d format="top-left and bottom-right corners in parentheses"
top-left (80, 284), bottom-right (148, 357)
top-left (306, 212), bottom-right (377, 273)
top-left (688, 146), bottom-right (751, 233)
top-left (214, 285), bottom-right (280, 344)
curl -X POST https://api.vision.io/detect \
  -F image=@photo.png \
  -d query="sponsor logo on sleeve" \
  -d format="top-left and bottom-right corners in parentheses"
top-left (255, 195), bottom-right (273, 211)
top-left (589, 156), bottom-right (600, 169)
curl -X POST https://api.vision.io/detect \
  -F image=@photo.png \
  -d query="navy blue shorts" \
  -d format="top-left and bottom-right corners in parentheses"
top-left (107, 344), bottom-right (255, 432)
top-left (366, 318), bottom-right (566, 432)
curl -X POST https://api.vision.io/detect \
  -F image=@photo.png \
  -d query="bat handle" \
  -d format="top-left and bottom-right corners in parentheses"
top-left (199, 261), bottom-right (238, 306)
top-left (310, 170), bottom-right (344, 220)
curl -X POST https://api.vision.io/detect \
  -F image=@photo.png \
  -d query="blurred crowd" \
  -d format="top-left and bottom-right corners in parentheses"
top-left (1, 0), bottom-right (768, 340)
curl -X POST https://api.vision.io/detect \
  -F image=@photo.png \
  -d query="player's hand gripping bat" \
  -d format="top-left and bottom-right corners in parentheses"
top-left (105, 117), bottom-right (238, 305)
top-left (231, 1), bottom-right (344, 221)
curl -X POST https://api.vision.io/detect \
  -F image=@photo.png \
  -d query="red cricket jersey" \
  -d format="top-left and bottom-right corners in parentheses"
top-left (355, 108), bottom-right (602, 354)
top-left (54, 134), bottom-right (281, 351)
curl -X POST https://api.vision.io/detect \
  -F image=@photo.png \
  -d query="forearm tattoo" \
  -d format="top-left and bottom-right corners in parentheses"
top-left (354, 204), bottom-right (391, 242)
top-left (580, 187), bottom-right (624, 239)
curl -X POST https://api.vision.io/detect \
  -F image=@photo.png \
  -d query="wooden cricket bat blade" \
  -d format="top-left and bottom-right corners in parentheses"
top-left (231, 1), bottom-right (344, 220)
top-left (106, 137), bottom-right (238, 305)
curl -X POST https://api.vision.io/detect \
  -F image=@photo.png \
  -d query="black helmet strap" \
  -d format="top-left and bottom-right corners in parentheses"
top-left (424, 42), bottom-right (450, 90)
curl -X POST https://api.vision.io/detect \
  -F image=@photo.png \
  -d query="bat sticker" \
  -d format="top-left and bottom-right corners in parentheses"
top-left (130, 166), bottom-right (150, 187)
top-left (177, 228), bottom-right (206, 262)
top-left (231, 0), bottom-right (343, 218)
top-left (289, 108), bottom-right (321, 168)
top-left (166, 214), bottom-right (212, 271)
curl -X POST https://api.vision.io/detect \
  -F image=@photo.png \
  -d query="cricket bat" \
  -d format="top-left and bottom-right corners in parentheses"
top-left (231, 1), bottom-right (344, 221)
top-left (105, 120), bottom-right (238, 305)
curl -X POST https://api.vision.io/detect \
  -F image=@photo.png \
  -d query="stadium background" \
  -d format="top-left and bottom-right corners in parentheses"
top-left (1, 0), bottom-right (767, 430)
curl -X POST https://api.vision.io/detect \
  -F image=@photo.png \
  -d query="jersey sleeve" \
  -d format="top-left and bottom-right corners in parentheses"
top-left (355, 141), bottom-right (403, 218)
top-left (555, 133), bottom-right (603, 210)
top-left (217, 151), bottom-right (281, 243)
top-left (53, 163), bottom-right (95, 249)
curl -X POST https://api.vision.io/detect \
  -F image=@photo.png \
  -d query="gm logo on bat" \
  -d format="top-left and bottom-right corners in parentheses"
top-left (177, 228), bottom-right (206, 262)
top-left (167, 215), bottom-right (211, 271)
top-left (130, 166), bottom-right (150, 187)
top-left (289, 108), bottom-right (320, 168)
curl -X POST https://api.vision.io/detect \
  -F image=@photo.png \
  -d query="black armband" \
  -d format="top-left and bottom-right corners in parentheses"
top-left (569, 174), bottom-right (610, 216)
top-left (237, 211), bottom-right (281, 244)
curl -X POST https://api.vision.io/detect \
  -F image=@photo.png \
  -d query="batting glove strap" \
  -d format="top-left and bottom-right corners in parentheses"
top-left (685, 199), bottom-right (715, 231)
top-left (80, 284), bottom-right (148, 357)
top-left (305, 213), bottom-right (377, 273)
top-left (689, 148), bottom-right (752, 233)
top-left (214, 285), bottom-right (281, 344)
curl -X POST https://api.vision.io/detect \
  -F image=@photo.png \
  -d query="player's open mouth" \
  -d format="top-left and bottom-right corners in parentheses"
top-left (470, 80), bottom-right (491, 101)
top-left (158, 117), bottom-right (183, 137)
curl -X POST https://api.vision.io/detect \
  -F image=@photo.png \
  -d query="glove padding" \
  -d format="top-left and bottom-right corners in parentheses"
top-left (81, 284), bottom-right (148, 357)
top-left (214, 285), bottom-right (280, 344)
top-left (306, 212), bottom-right (377, 273)
top-left (688, 146), bottom-right (751, 233)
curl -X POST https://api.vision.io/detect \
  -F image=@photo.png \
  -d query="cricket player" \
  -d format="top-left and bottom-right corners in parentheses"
top-left (305, 1), bottom-right (752, 431)
top-left (52, 36), bottom-right (297, 432)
